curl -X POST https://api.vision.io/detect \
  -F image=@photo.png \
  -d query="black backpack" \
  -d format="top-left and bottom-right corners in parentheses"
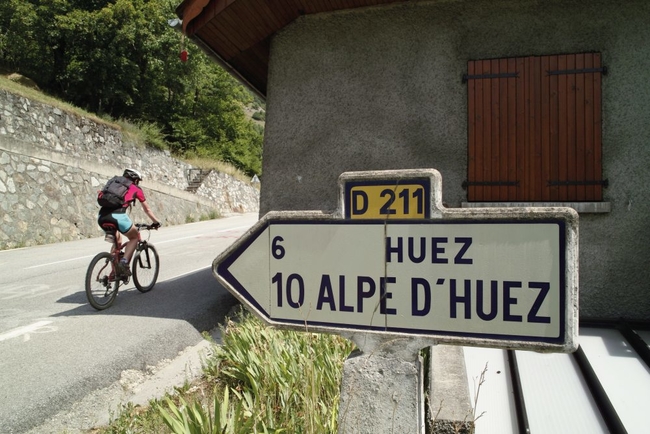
top-left (97, 176), bottom-right (132, 209)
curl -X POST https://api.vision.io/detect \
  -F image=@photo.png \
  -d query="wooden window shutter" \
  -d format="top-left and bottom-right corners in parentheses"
top-left (466, 53), bottom-right (604, 202)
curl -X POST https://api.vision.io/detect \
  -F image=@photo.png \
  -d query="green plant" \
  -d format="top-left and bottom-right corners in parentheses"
top-left (138, 121), bottom-right (169, 151)
top-left (0, 76), bottom-right (115, 128)
top-left (0, 77), bottom-right (260, 182)
top-left (198, 211), bottom-right (220, 221)
top-left (0, 0), bottom-right (264, 175)
top-left (157, 386), bottom-right (289, 434)
top-left (185, 215), bottom-right (196, 224)
top-left (209, 312), bottom-right (355, 433)
top-left (115, 119), bottom-right (167, 150)
top-left (100, 401), bottom-right (168, 434)
top-left (181, 156), bottom-right (252, 184)
top-left (95, 311), bottom-right (353, 433)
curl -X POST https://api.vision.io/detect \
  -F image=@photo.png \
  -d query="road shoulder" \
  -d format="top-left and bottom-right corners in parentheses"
top-left (26, 329), bottom-right (221, 434)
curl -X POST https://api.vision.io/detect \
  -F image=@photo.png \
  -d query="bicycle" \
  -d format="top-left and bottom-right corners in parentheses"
top-left (85, 223), bottom-right (160, 310)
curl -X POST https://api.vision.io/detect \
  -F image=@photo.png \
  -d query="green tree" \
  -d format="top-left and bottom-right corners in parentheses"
top-left (0, 0), bottom-right (70, 85)
top-left (0, 0), bottom-right (264, 176)
top-left (168, 55), bottom-right (262, 175)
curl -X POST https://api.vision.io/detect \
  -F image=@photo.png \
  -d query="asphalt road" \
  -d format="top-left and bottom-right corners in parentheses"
top-left (0, 213), bottom-right (258, 434)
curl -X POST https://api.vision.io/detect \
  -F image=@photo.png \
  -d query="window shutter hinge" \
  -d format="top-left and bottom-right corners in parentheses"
top-left (462, 180), bottom-right (519, 189)
top-left (462, 72), bottom-right (519, 84)
top-left (547, 179), bottom-right (609, 187)
top-left (546, 66), bottom-right (607, 76)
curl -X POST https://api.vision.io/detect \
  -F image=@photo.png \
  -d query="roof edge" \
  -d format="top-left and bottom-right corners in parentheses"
top-left (189, 34), bottom-right (266, 101)
top-left (168, 18), bottom-right (266, 100)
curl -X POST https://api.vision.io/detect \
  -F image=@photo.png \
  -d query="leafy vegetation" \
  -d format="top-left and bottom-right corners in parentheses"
top-left (0, 0), bottom-right (263, 176)
top-left (94, 311), bottom-right (355, 434)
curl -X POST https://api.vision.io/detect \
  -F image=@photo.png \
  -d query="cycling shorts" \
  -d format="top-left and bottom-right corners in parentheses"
top-left (98, 211), bottom-right (134, 234)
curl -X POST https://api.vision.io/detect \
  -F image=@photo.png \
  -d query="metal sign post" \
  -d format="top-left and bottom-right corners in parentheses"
top-left (212, 168), bottom-right (579, 433)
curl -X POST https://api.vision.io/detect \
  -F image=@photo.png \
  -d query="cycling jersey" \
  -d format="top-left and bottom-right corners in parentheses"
top-left (98, 183), bottom-right (147, 234)
top-left (118, 184), bottom-right (146, 211)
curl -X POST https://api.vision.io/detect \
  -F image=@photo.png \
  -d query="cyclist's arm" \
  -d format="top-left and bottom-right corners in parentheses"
top-left (141, 200), bottom-right (160, 225)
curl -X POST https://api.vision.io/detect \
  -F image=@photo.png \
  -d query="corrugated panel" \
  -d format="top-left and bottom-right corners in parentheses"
top-left (463, 347), bottom-right (518, 433)
top-left (515, 350), bottom-right (608, 433)
top-left (462, 326), bottom-right (650, 434)
top-left (636, 329), bottom-right (650, 346)
top-left (579, 328), bottom-right (650, 433)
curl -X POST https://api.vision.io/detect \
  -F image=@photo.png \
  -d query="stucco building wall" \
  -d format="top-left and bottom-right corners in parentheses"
top-left (261, 0), bottom-right (650, 320)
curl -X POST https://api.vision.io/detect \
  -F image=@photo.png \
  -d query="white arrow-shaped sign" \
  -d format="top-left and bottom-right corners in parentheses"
top-left (214, 214), bottom-right (578, 352)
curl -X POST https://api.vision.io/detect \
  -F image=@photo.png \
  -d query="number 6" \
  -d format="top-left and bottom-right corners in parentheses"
top-left (272, 236), bottom-right (285, 259)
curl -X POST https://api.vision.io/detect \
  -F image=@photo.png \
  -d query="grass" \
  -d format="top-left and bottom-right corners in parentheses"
top-left (116, 119), bottom-right (168, 151)
top-left (92, 310), bottom-right (355, 434)
top-left (199, 210), bottom-right (220, 221)
top-left (0, 74), bottom-right (253, 181)
top-left (187, 210), bottom-right (220, 223)
top-left (181, 156), bottom-right (252, 184)
top-left (0, 75), bottom-right (116, 128)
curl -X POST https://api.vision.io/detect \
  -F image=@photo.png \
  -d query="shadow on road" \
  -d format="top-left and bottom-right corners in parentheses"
top-left (53, 267), bottom-right (240, 333)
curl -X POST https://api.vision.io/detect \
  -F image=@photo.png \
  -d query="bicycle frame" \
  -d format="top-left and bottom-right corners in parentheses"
top-left (108, 225), bottom-right (152, 281)
top-left (87, 222), bottom-right (159, 310)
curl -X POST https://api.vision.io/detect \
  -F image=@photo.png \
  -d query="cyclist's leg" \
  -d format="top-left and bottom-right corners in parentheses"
top-left (97, 213), bottom-right (121, 279)
top-left (122, 226), bottom-right (138, 262)
top-left (114, 213), bottom-right (138, 262)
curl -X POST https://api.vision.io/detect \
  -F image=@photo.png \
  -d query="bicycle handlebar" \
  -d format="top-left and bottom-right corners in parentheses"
top-left (136, 223), bottom-right (161, 231)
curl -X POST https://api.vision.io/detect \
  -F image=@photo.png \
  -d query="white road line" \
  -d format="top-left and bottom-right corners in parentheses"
top-left (155, 234), bottom-right (205, 244)
top-left (155, 225), bottom-right (249, 245)
top-left (24, 255), bottom-right (95, 269)
top-left (0, 321), bottom-right (53, 342)
top-left (166, 266), bottom-right (210, 280)
top-left (22, 225), bottom-right (250, 270)
top-left (218, 225), bottom-right (251, 232)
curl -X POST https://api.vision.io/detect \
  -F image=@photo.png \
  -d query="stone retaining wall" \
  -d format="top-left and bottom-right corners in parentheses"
top-left (0, 89), bottom-right (260, 249)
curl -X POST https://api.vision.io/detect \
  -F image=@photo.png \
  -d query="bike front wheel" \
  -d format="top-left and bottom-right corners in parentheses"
top-left (85, 252), bottom-right (119, 310)
top-left (133, 244), bottom-right (160, 293)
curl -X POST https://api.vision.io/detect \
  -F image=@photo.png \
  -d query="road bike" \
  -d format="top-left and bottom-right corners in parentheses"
top-left (85, 223), bottom-right (160, 310)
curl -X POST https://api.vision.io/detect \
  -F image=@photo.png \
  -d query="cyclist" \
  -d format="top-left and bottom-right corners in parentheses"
top-left (97, 168), bottom-right (161, 277)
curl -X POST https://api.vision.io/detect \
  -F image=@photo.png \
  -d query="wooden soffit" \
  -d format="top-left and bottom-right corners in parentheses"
top-left (175, 0), bottom-right (406, 98)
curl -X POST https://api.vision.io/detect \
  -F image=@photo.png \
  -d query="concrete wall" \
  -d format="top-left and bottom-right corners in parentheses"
top-left (261, 0), bottom-right (650, 321)
top-left (0, 89), bottom-right (259, 249)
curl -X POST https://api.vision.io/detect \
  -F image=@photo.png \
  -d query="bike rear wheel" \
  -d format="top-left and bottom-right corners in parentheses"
top-left (85, 252), bottom-right (119, 310)
top-left (133, 244), bottom-right (159, 292)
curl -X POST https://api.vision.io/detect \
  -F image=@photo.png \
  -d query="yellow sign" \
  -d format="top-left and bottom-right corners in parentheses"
top-left (345, 181), bottom-right (429, 219)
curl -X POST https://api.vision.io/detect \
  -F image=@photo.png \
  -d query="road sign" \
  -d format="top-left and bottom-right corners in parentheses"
top-left (214, 169), bottom-right (578, 352)
top-left (344, 179), bottom-right (430, 219)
